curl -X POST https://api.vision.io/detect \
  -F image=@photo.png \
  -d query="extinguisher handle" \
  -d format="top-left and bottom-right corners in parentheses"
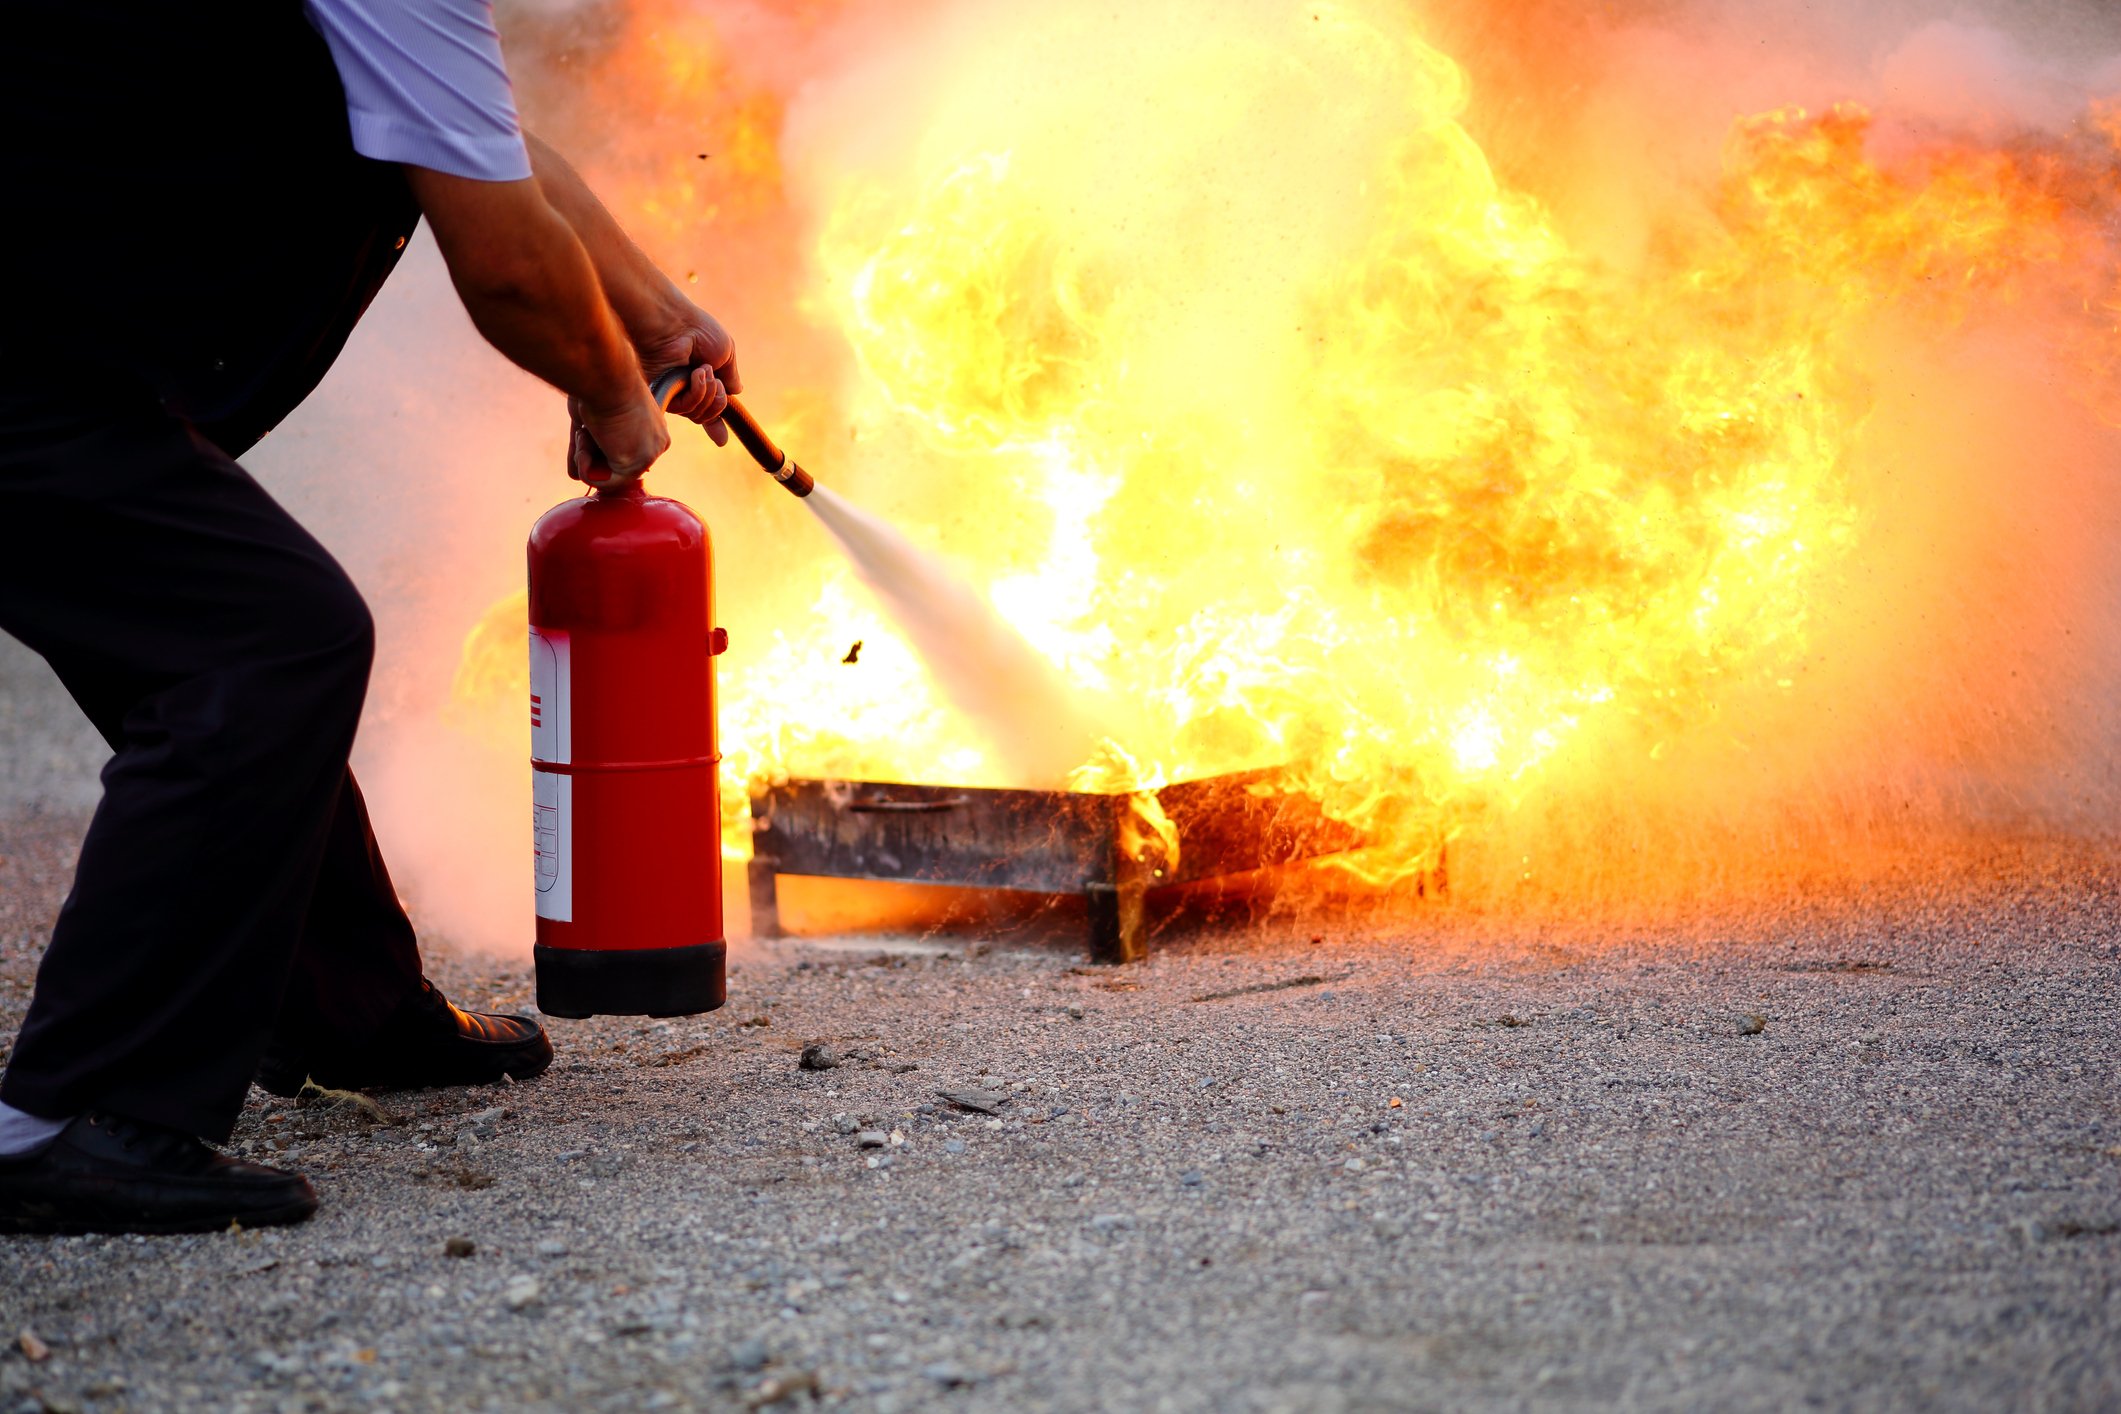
top-left (648, 368), bottom-right (690, 409)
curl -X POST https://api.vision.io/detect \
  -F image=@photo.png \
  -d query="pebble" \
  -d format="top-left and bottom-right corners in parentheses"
top-left (443, 1237), bottom-right (475, 1259)
top-left (729, 1339), bottom-right (770, 1373)
top-left (502, 1276), bottom-right (541, 1312)
top-left (923, 1361), bottom-right (977, 1388)
top-left (1180, 1170), bottom-right (1205, 1186)
top-left (17, 1330), bottom-right (49, 1363)
top-left (856, 1130), bottom-right (889, 1149)
top-left (1737, 1014), bottom-right (1768, 1036)
top-left (944, 1139), bottom-right (967, 1155)
top-left (799, 1044), bottom-right (840, 1071)
top-left (749, 1370), bottom-right (820, 1404)
top-left (937, 1088), bottom-right (1006, 1115)
top-left (534, 1240), bottom-right (569, 1258)
top-left (833, 1114), bottom-right (860, 1135)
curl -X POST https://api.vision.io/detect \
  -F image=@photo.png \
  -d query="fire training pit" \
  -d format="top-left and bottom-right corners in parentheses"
top-left (747, 769), bottom-right (1396, 963)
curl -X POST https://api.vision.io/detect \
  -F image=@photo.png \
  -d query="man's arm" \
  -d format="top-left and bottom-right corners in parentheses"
top-left (525, 133), bottom-right (740, 443)
top-left (405, 167), bottom-right (668, 481)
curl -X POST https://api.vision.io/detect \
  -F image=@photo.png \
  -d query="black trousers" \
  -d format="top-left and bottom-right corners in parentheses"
top-left (0, 384), bottom-right (422, 1141)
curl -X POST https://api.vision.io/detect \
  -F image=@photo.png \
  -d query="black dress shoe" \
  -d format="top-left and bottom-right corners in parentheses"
top-left (257, 978), bottom-right (553, 1099)
top-left (0, 1112), bottom-right (317, 1235)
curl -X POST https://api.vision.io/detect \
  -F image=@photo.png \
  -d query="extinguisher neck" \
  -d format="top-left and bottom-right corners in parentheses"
top-left (593, 481), bottom-right (649, 502)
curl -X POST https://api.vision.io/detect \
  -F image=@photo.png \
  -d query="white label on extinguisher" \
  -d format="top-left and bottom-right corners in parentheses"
top-left (533, 771), bottom-right (573, 922)
top-left (528, 627), bottom-right (570, 764)
top-left (530, 627), bottom-right (573, 922)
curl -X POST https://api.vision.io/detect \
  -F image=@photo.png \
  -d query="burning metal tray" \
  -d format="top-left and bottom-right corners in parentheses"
top-left (747, 769), bottom-right (1373, 964)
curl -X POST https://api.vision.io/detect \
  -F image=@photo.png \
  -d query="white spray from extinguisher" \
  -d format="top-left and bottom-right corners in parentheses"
top-left (719, 397), bottom-right (1108, 786)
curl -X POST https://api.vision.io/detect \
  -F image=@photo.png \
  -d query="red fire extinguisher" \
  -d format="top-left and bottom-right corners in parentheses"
top-left (529, 371), bottom-right (726, 1019)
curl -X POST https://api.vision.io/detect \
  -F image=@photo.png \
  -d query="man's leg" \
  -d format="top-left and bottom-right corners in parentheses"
top-left (0, 391), bottom-right (372, 1143)
top-left (270, 770), bottom-right (425, 1060)
top-left (258, 767), bottom-right (552, 1097)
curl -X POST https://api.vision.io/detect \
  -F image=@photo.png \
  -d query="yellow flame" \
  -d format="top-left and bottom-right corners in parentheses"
top-left (453, 1), bottom-right (2121, 890)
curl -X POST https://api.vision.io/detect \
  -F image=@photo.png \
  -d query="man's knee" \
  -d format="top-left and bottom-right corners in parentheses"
top-left (253, 552), bottom-right (375, 713)
top-left (302, 564), bottom-right (375, 696)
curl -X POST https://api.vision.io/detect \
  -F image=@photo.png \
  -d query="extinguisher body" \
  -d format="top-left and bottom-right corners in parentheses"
top-left (527, 482), bottom-right (726, 1018)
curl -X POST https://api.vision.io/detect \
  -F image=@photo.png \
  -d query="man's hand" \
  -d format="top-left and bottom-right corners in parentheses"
top-left (568, 387), bottom-right (671, 487)
top-left (632, 298), bottom-right (742, 446)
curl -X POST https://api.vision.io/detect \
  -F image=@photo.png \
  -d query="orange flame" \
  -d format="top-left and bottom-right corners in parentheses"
top-left (453, 1), bottom-right (2121, 901)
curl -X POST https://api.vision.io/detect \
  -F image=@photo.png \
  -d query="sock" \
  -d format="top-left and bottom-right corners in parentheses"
top-left (0, 1097), bottom-right (70, 1157)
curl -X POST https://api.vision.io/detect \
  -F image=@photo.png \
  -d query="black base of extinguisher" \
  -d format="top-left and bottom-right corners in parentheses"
top-left (533, 942), bottom-right (727, 1020)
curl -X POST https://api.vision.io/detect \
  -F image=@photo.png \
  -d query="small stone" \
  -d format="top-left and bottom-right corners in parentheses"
top-left (799, 1044), bottom-right (840, 1072)
top-left (443, 1237), bottom-right (475, 1259)
top-left (855, 1130), bottom-right (889, 1149)
top-left (1497, 1014), bottom-right (1526, 1028)
top-left (502, 1275), bottom-right (541, 1312)
top-left (832, 1114), bottom-right (860, 1135)
top-left (746, 1370), bottom-right (819, 1406)
top-left (1737, 1014), bottom-right (1767, 1036)
top-left (1180, 1169), bottom-right (1204, 1187)
top-left (534, 1239), bottom-right (569, 1258)
top-left (17, 1330), bottom-right (49, 1363)
top-left (1089, 1213), bottom-right (1136, 1232)
top-left (1387, 1096), bottom-right (1403, 1109)
top-left (1066, 1006), bottom-right (1084, 1020)
top-left (943, 1139), bottom-right (966, 1155)
top-left (1342, 1157), bottom-right (1365, 1173)
top-left (922, 1362), bottom-right (977, 1388)
top-left (729, 1339), bottom-right (770, 1373)
top-left (936, 1088), bottom-right (1006, 1115)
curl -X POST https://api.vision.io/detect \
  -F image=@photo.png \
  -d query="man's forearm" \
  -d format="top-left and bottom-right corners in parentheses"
top-left (406, 167), bottom-right (644, 416)
top-left (525, 133), bottom-right (682, 350)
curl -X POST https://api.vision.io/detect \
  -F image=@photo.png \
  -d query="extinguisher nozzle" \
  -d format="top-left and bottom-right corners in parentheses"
top-left (719, 397), bottom-right (821, 498)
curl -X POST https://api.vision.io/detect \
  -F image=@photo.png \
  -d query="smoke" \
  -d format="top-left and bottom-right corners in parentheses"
top-left (223, 0), bottom-right (2120, 954)
top-left (802, 486), bottom-right (1111, 786)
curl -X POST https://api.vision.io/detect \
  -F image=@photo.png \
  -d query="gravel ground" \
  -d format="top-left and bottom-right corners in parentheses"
top-left (0, 638), bottom-right (2118, 1412)
top-left (0, 827), bottom-right (2116, 1413)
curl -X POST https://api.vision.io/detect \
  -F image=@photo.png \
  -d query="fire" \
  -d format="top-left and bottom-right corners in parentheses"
top-left (453, 1), bottom-right (2121, 897)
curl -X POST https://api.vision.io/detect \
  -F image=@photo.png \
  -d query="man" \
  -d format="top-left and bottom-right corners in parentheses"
top-left (0, 0), bottom-right (737, 1233)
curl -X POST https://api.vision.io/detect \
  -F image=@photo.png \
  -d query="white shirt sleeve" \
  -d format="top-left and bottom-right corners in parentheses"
top-left (303, 0), bottom-right (533, 182)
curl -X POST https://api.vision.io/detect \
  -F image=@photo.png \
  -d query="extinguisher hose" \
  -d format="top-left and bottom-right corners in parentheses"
top-left (649, 368), bottom-right (817, 499)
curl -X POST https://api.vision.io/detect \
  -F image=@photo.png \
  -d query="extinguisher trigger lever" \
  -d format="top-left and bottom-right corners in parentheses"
top-left (708, 627), bottom-right (729, 656)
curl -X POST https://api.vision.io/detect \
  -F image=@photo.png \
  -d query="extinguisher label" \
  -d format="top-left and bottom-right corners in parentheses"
top-left (533, 771), bottom-right (573, 922)
top-left (528, 628), bottom-right (571, 764)
top-left (530, 627), bottom-right (573, 921)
